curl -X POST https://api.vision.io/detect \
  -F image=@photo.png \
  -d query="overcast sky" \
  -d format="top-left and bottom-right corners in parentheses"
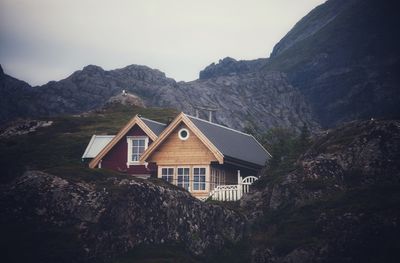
top-left (0, 0), bottom-right (325, 86)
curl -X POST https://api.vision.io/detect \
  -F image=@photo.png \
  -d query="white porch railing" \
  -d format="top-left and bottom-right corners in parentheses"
top-left (209, 174), bottom-right (258, 201)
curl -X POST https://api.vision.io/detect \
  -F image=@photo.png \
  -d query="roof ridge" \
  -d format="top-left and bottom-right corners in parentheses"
top-left (185, 113), bottom-right (252, 137)
top-left (140, 117), bottom-right (167, 126)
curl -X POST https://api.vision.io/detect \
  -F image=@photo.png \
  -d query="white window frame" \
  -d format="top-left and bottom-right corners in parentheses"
top-left (178, 128), bottom-right (190, 141)
top-left (159, 166), bottom-right (175, 184)
top-left (177, 166), bottom-right (191, 191)
top-left (192, 166), bottom-right (208, 192)
top-left (127, 136), bottom-right (148, 166)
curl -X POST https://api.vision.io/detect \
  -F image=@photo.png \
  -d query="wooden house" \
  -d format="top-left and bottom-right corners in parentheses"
top-left (83, 112), bottom-right (271, 200)
top-left (84, 115), bottom-right (166, 177)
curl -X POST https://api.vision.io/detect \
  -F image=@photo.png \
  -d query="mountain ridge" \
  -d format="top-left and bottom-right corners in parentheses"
top-left (0, 62), bottom-right (316, 132)
top-left (1, 0), bottom-right (399, 131)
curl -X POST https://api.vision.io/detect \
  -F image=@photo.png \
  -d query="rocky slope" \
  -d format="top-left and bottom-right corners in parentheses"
top-left (0, 63), bottom-right (316, 132)
top-left (265, 0), bottom-right (400, 127)
top-left (0, 65), bottom-right (37, 123)
top-left (0, 171), bottom-right (244, 263)
top-left (199, 57), bottom-right (268, 80)
top-left (241, 119), bottom-right (400, 262)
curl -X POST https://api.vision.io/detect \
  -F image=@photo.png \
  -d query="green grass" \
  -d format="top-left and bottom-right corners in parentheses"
top-left (0, 104), bottom-right (178, 184)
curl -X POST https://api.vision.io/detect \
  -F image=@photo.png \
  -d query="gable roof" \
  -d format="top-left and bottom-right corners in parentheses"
top-left (187, 115), bottom-right (271, 166)
top-left (82, 135), bottom-right (115, 159)
top-left (140, 112), bottom-right (270, 167)
top-left (88, 115), bottom-right (166, 168)
top-left (140, 112), bottom-right (225, 164)
top-left (140, 117), bottom-right (167, 136)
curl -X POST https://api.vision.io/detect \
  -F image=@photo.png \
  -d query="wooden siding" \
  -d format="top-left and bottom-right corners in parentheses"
top-left (101, 124), bottom-right (154, 175)
top-left (147, 124), bottom-right (218, 165)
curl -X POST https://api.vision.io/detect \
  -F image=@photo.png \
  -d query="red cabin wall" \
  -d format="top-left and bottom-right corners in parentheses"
top-left (101, 125), bottom-right (155, 175)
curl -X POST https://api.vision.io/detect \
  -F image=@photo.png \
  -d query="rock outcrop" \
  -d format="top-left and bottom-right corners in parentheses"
top-left (199, 57), bottom-right (268, 80)
top-left (0, 171), bottom-right (244, 262)
top-left (0, 119), bottom-right (53, 138)
top-left (265, 0), bottom-right (400, 127)
top-left (241, 120), bottom-right (400, 262)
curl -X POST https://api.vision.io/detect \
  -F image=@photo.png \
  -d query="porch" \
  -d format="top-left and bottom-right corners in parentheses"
top-left (207, 171), bottom-right (258, 201)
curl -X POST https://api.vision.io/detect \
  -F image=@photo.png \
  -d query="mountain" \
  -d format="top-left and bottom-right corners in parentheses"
top-left (1, 0), bottom-right (399, 131)
top-left (242, 119), bottom-right (400, 262)
top-left (0, 63), bottom-right (316, 132)
top-left (199, 57), bottom-right (268, 79)
top-left (265, 0), bottom-right (400, 127)
top-left (0, 65), bottom-right (37, 123)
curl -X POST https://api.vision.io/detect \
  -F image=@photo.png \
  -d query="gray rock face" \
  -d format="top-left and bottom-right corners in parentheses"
top-left (176, 71), bottom-right (317, 131)
top-left (199, 57), bottom-right (268, 80)
top-left (0, 63), bottom-right (316, 132)
top-left (265, 0), bottom-right (400, 127)
top-left (270, 0), bottom-right (351, 58)
top-left (0, 119), bottom-right (53, 138)
top-left (0, 171), bottom-right (244, 262)
top-left (241, 120), bottom-right (400, 262)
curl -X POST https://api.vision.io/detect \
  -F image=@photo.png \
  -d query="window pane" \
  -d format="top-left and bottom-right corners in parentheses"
top-left (184, 168), bottom-right (189, 175)
top-left (200, 176), bottom-right (205, 182)
top-left (194, 168), bottom-right (199, 175)
top-left (139, 146), bottom-right (145, 154)
top-left (168, 168), bottom-right (174, 175)
top-left (133, 140), bottom-right (139, 146)
top-left (200, 168), bottom-right (206, 175)
top-left (139, 140), bottom-right (145, 146)
top-left (178, 168), bottom-right (183, 175)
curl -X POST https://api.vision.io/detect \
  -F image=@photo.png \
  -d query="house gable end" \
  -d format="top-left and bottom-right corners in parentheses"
top-left (145, 123), bottom-right (218, 165)
top-left (89, 115), bottom-right (157, 168)
top-left (140, 113), bottom-right (224, 164)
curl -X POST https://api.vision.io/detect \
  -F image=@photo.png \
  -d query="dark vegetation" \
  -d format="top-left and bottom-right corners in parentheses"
top-left (245, 122), bottom-right (312, 188)
top-left (0, 104), bottom-right (177, 184)
top-left (244, 120), bottom-right (400, 262)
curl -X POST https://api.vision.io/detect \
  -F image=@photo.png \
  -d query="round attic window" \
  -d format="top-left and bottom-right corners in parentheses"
top-left (178, 128), bottom-right (189, 140)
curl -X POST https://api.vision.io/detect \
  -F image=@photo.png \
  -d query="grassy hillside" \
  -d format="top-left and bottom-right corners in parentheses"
top-left (0, 104), bottom-right (178, 184)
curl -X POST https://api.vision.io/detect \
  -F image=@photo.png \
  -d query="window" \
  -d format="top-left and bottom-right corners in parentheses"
top-left (193, 167), bottom-right (206, 191)
top-left (177, 167), bottom-right (190, 190)
top-left (161, 168), bottom-right (174, 183)
top-left (178, 128), bottom-right (189, 140)
top-left (127, 136), bottom-right (148, 164)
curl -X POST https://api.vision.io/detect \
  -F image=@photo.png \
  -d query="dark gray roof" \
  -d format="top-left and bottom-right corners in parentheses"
top-left (187, 115), bottom-right (271, 166)
top-left (140, 117), bottom-right (167, 136)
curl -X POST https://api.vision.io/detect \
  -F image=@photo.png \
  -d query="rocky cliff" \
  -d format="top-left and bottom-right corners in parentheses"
top-left (0, 171), bottom-right (244, 263)
top-left (265, 0), bottom-right (400, 127)
top-left (199, 57), bottom-right (268, 80)
top-left (241, 119), bottom-right (400, 262)
top-left (0, 63), bottom-right (316, 132)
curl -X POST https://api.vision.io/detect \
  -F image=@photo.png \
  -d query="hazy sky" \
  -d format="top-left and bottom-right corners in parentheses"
top-left (0, 0), bottom-right (325, 86)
